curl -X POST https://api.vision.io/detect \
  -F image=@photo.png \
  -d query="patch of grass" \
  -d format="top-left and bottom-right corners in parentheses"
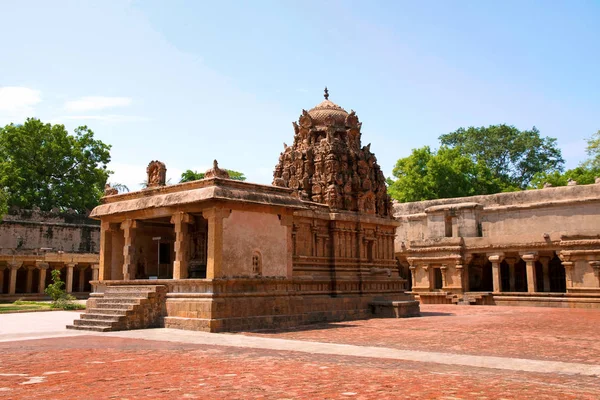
top-left (0, 301), bottom-right (53, 314)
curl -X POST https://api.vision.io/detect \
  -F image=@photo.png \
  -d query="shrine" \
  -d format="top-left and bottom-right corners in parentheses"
top-left (68, 90), bottom-right (419, 332)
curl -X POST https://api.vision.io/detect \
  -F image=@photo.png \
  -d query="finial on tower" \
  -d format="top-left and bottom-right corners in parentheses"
top-left (324, 86), bottom-right (329, 100)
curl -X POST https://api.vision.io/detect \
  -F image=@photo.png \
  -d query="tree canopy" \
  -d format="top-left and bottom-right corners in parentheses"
top-left (387, 146), bottom-right (502, 202)
top-left (180, 169), bottom-right (246, 183)
top-left (439, 124), bottom-right (564, 190)
top-left (388, 124), bottom-right (565, 202)
top-left (0, 118), bottom-right (111, 213)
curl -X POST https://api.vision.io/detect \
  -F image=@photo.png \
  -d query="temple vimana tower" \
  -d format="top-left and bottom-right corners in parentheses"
top-left (69, 89), bottom-right (419, 332)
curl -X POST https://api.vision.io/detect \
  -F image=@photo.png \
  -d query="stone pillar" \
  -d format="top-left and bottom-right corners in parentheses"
top-left (65, 263), bottom-right (75, 293)
top-left (280, 214), bottom-right (294, 278)
top-left (36, 262), bottom-right (49, 294)
top-left (171, 212), bottom-right (193, 280)
top-left (25, 266), bottom-right (34, 293)
top-left (589, 261), bottom-right (600, 288)
top-left (562, 261), bottom-right (574, 289)
top-left (505, 257), bottom-right (517, 292)
top-left (8, 261), bottom-right (22, 295)
top-left (78, 266), bottom-right (88, 292)
top-left (540, 256), bottom-right (551, 292)
top-left (423, 264), bottom-right (432, 290)
top-left (120, 219), bottom-right (138, 281)
top-left (91, 264), bottom-right (99, 281)
top-left (99, 221), bottom-right (114, 281)
top-left (521, 252), bottom-right (538, 293)
top-left (440, 265), bottom-right (448, 289)
top-left (0, 266), bottom-right (5, 294)
top-left (409, 265), bottom-right (416, 290)
top-left (488, 254), bottom-right (504, 293)
top-left (203, 208), bottom-right (230, 279)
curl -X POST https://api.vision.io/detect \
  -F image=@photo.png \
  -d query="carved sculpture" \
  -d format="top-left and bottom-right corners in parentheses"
top-left (104, 184), bottom-right (118, 196)
top-left (273, 88), bottom-right (393, 217)
top-left (146, 160), bottom-right (167, 188)
top-left (205, 159), bottom-right (231, 179)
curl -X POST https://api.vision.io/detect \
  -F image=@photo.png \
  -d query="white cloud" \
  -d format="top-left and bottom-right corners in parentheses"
top-left (0, 86), bottom-right (41, 111)
top-left (0, 87), bottom-right (42, 124)
top-left (64, 96), bottom-right (132, 112)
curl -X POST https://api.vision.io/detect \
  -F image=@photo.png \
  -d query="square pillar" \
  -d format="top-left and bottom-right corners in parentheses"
top-left (25, 266), bottom-right (34, 293)
top-left (36, 262), bottom-right (49, 294)
top-left (562, 261), bottom-right (574, 289)
top-left (280, 214), bottom-right (295, 278)
top-left (99, 221), bottom-right (115, 281)
top-left (540, 256), bottom-right (551, 292)
top-left (488, 254), bottom-right (504, 293)
top-left (202, 208), bottom-right (230, 279)
top-left (505, 257), bottom-right (517, 292)
top-left (0, 266), bottom-right (5, 294)
top-left (120, 219), bottom-right (138, 281)
top-left (171, 212), bottom-right (193, 280)
top-left (590, 261), bottom-right (600, 288)
top-left (8, 261), bottom-right (22, 295)
top-left (521, 252), bottom-right (538, 293)
top-left (78, 266), bottom-right (88, 292)
top-left (440, 265), bottom-right (448, 289)
top-left (91, 264), bottom-right (99, 281)
top-left (66, 263), bottom-right (76, 293)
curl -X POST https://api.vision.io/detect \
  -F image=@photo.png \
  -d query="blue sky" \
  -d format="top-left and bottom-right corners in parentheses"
top-left (1, 0), bottom-right (599, 190)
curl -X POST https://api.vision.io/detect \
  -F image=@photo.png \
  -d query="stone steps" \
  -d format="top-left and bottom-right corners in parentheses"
top-left (68, 285), bottom-right (166, 332)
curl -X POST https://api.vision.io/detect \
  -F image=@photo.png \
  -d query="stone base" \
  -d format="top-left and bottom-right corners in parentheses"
top-left (369, 300), bottom-right (420, 318)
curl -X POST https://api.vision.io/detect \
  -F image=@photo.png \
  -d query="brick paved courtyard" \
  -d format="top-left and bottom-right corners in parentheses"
top-left (1, 305), bottom-right (599, 399)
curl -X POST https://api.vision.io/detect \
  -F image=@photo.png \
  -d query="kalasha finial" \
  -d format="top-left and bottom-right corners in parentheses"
top-left (324, 86), bottom-right (329, 100)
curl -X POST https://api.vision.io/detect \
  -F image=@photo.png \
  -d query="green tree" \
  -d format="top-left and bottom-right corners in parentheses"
top-left (583, 130), bottom-right (600, 170)
top-left (179, 169), bottom-right (247, 183)
top-left (439, 124), bottom-right (564, 190)
top-left (530, 166), bottom-right (599, 188)
top-left (387, 146), bottom-right (502, 202)
top-left (0, 118), bottom-right (111, 213)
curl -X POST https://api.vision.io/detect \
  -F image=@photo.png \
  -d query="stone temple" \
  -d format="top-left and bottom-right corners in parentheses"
top-left (69, 90), bottom-right (420, 332)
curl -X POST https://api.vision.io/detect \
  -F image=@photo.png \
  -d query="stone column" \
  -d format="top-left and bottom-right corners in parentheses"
top-left (36, 262), bottom-right (49, 294)
top-left (8, 261), bottom-right (22, 295)
top-left (203, 208), bottom-right (230, 279)
top-left (171, 212), bottom-right (193, 280)
top-left (409, 265), bottom-right (416, 290)
top-left (505, 257), bottom-right (517, 292)
top-left (540, 256), bottom-right (551, 292)
top-left (99, 221), bottom-right (114, 281)
top-left (120, 219), bottom-right (138, 281)
top-left (78, 266), bottom-right (88, 292)
top-left (423, 264), bottom-right (432, 290)
top-left (589, 261), bottom-right (600, 288)
top-left (25, 266), bottom-right (34, 293)
top-left (65, 263), bottom-right (76, 293)
top-left (562, 261), bottom-right (574, 289)
top-left (521, 252), bottom-right (538, 293)
top-left (440, 265), bottom-right (448, 289)
top-left (488, 254), bottom-right (504, 293)
top-left (280, 214), bottom-right (294, 278)
top-left (91, 263), bottom-right (99, 281)
top-left (0, 266), bottom-right (5, 294)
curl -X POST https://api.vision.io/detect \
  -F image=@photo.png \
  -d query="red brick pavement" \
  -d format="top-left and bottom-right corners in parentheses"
top-left (244, 305), bottom-right (600, 364)
top-left (1, 336), bottom-right (599, 400)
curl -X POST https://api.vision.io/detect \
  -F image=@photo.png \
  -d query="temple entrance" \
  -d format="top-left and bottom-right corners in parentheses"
top-left (468, 255), bottom-right (493, 292)
top-left (549, 254), bottom-right (566, 293)
top-left (433, 268), bottom-right (443, 290)
top-left (188, 214), bottom-right (208, 278)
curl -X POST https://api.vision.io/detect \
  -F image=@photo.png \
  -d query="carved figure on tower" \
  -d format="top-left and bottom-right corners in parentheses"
top-left (273, 88), bottom-right (393, 218)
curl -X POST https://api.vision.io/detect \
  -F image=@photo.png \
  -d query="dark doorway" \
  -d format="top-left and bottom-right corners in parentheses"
top-left (515, 259), bottom-right (527, 292)
top-left (549, 255), bottom-right (566, 293)
top-left (433, 268), bottom-right (443, 290)
top-left (500, 261), bottom-right (510, 292)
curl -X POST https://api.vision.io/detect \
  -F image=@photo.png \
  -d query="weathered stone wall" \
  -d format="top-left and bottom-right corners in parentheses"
top-left (0, 209), bottom-right (100, 255)
top-left (222, 210), bottom-right (288, 278)
top-left (394, 184), bottom-right (600, 247)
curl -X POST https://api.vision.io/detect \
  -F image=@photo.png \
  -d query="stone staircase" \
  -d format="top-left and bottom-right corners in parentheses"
top-left (67, 285), bottom-right (167, 332)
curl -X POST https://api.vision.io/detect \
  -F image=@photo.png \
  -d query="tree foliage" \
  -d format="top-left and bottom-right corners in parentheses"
top-left (0, 118), bottom-right (111, 213)
top-left (179, 169), bottom-right (247, 183)
top-left (387, 146), bottom-right (502, 202)
top-left (439, 124), bottom-right (564, 190)
top-left (584, 130), bottom-right (600, 170)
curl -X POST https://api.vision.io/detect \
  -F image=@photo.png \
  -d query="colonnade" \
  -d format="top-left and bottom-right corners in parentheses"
top-left (0, 262), bottom-right (99, 295)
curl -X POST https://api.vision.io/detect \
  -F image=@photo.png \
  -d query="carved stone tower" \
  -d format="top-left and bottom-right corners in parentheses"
top-left (273, 88), bottom-right (392, 217)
